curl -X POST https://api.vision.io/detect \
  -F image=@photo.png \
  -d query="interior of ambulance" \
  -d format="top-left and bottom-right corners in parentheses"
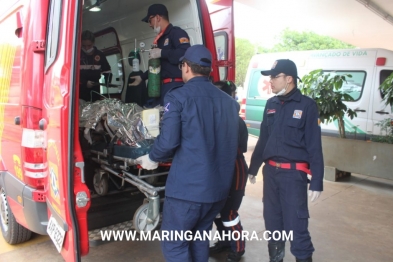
top-left (76, 0), bottom-right (227, 235)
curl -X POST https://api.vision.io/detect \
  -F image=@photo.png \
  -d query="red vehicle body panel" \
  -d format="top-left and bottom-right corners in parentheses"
top-left (0, 1), bottom-right (234, 261)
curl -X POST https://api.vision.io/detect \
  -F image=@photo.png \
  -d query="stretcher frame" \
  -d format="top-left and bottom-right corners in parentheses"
top-left (90, 147), bottom-right (170, 232)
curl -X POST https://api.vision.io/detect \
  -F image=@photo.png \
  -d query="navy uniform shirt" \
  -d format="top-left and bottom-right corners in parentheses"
top-left (149, 76), bottom-right (240, 203)
top-left (142, 24), bottom-right (190, 81)
top-left (80, 47), bottom-right (111, 101)
top-left (248, 88), bottom-right (324, 191)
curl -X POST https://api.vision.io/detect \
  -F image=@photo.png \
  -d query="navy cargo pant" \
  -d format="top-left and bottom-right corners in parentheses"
top-left (263, 164), bottom-right (314, 260)
top-left (149, 81), bottom-right (183, 107)
top-left (161, 196), bottom-right (226, 262)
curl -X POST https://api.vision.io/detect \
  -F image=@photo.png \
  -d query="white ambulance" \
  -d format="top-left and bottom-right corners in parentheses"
top-left (243, 48), bottom-right (393, 139)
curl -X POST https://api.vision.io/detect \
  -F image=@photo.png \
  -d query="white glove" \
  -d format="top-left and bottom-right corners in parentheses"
top-left (136, 154), bottom-right (158, 170)
top-left (308, 190), bottom-right (321, 202)
top-left (149, 48), bottom-right (162, 59)
top-left (129, 75), bottom-right (142, 86)
top-left (87, 80), bottom-right (95, 88)
top-left (248, 174), bottom-right (256, 184)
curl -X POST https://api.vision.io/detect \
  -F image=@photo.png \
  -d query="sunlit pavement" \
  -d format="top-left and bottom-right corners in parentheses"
top-left (1, 136), bottom-right (393, 261)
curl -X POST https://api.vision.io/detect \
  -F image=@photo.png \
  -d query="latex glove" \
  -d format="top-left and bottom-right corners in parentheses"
top-left (149, 48), bottom-right (162, 59)
top-left (87, 80), bottom-right (95, 88)
top-left (129, 75), bottom-right (142, 86)
top-left (308, 190), bottom-right (321, 202)
top-left (248, 174), bottom-right (256, 184)
top-left (137, 154), bottom-right (158, 170)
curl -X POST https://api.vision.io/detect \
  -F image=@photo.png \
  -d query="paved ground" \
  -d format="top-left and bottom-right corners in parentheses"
top-left (1, 136), bottom-right (393, 261)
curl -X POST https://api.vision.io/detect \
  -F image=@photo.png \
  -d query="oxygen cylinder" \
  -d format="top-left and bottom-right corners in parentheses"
top-left (132, 50), bottom-right (140, 72)
top-left (148, 53), bottom-right (161, 98)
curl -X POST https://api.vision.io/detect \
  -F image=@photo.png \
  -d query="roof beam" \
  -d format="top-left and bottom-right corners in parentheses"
top-left (355, 0), bottom-right (393, 26)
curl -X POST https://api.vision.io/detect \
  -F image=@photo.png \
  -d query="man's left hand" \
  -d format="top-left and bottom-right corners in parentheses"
top-left (308, 190), bottom-right (321, 202)
top-left (136, 154), bottom-right (158, 170)
top-left (149, 48), bottom-right (162, 59)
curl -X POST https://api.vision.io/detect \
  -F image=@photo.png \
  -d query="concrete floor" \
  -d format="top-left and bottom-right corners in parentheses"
top-left (1, 136), bottom-right (393, 261)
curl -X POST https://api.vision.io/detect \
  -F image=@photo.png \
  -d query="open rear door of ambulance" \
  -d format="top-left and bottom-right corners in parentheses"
top-left (43, 0), bottom-right (89, 261)
top-left (206, 0), bottom-right (235, 82)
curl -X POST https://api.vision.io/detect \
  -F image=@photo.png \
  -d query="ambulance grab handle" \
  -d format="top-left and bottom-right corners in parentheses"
top-left (75, 162), bottom-right (85, 183)
top-left (354, 109), bottom-right (366, 112)
top-left (375, 111), bottom-right (389, 115)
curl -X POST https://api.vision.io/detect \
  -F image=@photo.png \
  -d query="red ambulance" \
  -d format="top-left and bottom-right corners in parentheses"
top-left (0, 0), bottom-right (235, 261)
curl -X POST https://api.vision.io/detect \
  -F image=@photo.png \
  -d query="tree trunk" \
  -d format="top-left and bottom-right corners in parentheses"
top-left (338, 117), bottom-right (346, 138)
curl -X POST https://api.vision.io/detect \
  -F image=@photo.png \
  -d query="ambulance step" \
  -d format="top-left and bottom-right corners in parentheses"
top-left (88, 220), bottom-right (133, 247)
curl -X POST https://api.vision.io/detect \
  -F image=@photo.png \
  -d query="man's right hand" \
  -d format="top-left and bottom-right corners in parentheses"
top-left (87, 80), bottom-right (95, 88)
top-left (129, 75), bottom-right (142, 86)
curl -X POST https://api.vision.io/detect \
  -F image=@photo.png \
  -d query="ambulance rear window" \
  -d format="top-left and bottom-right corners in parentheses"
top-left (379, 70), bottom-right (393, 99)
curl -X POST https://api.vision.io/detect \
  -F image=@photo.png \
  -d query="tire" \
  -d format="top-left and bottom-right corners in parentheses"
top-left (0, 188), bottom-right (32, 244)
top-left (93, 172), bottom-right (109, 196)
top-left (133, 203), bottom-right (160, 233)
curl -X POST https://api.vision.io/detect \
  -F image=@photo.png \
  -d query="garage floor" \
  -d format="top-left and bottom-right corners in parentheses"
top-left (1, 137), bottom-right (393, 262)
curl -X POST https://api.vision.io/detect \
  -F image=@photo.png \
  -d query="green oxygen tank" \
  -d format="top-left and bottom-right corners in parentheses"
top-left (148, 47), bottom-right (161, 98)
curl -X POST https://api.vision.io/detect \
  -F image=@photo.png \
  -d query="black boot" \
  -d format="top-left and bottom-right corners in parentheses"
top-left (209, 241), bottom-right (231, 254)
top-left (268, 241), bottom-right (285, 262)
top-left (227, 250), bottom-right (245, 262)
top-left (296, 257), bottom-right (312, 262)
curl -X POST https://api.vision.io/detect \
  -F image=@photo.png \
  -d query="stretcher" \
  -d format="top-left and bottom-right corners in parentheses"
top-left (89, 140), bottom-right (170, 232)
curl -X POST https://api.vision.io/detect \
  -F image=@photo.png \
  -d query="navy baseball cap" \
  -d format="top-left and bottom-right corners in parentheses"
top-left (179, 44), bottom-right (212, 67)
top-left (142, 4), bottom-right (168, 23)
top-left (261, 59), bottom-right (302, 81)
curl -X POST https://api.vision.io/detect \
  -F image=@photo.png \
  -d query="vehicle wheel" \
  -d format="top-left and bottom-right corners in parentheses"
top-left (0, 188), bottom-right (32, 244)
top-left (93, 172), bottom-right (109, 196)
top-left (133, 203), bottom-right (160, 233)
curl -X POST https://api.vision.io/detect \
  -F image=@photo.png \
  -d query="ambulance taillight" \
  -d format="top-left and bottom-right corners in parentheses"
top-left (240, 98), bottom-right (246, 120)
top-left (21, 107), bottom-right (46, 189)
top-left (376, 57), bottom-right (386, 66)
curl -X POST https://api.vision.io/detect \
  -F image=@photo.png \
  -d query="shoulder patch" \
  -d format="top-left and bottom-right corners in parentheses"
top-left (164, 102), bottom-right (170, 114)
top-left (179, 37), bottom-right (190, 44)
top-left (164, 38), bottom-right (169, 46)
top-left (267, 109), bottom-right (276, 114)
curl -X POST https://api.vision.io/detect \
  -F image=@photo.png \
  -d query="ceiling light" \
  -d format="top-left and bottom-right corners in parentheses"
top-left (89, 1), bottom-right (101, 12)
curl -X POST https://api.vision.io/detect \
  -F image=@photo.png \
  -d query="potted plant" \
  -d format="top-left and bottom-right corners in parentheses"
top-left (299, 70), bottom-right (393, 181)
top-left (300, 69), bottom-right (357, 138)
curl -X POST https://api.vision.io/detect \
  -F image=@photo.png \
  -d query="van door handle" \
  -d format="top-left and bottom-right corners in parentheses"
top-left (354, 109), bottom-right (366, 112)
top-left (375, 111), bottom-right (389, 115)
top-left (15, 116), bottom-right (21, 125)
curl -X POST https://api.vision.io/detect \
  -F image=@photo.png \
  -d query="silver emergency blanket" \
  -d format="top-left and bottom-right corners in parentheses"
top-left (79, 99), bottom-right (160, 147)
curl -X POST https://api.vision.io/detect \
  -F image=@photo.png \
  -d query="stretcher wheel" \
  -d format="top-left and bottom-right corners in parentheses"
top-left (93, 172), bottom-right (109, 196)
top-left (133, 203), bottom-right (160, 233)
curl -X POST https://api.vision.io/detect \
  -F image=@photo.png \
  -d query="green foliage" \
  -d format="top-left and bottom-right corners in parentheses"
top-left (234, 29), bottom-right (354, 87)
top-left (270, 28), bottom-right (355, 52)
top-left (379, 72), bottom-right (393, 107)
top-left (300, 70), bottom-right (357, 138)
top-left (371, 118), bottom-right (393, 144)
top-left (234, 38), bottom-right (255, 87)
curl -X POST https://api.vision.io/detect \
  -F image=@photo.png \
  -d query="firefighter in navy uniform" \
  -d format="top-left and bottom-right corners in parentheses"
top-left (137, 45), bottom-right (240, 262)
top-left (210, 81), bottom-right (248, 262)
top-left (130, 4), bottom-right (190, 106)
top-left (248, 59), bottom-right (324, 262)
top-left (79, 30), bottom-right (111, 102)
